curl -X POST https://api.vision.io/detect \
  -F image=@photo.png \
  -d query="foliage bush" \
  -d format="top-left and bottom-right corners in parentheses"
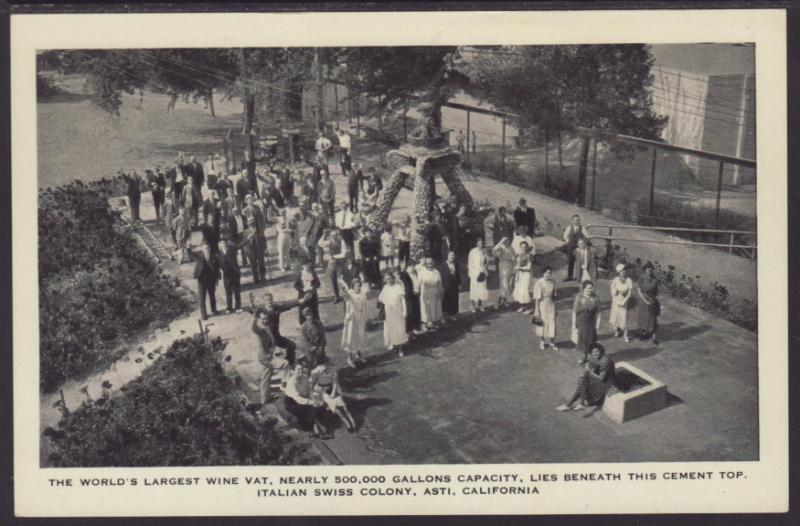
top-left (37, 73), bottom-right (64, 99)
top-left (39, 181), bottom-right (189, 391)
top-left (44, 336), bottom-right (316, 466)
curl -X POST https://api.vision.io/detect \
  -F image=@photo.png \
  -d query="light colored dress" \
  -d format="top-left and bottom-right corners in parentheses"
top-left (493, 243), bottom-right (516, 300)
top-left (468, 247), bottom-right (489, 302)
top-left (609, 276), bottom-right (634, 330)
top-left (379, 283), bottom-right (408, 347)
top-left (381, 230), bottom-right (396, 258)
top-left (276, 216), bottom-right (293, 269)
top-left (513, 252), bottom-right (533, 304)
top-left (341, 287), bottom-right (368, 353)
top-left (417, 266), bottom-right (443, 324)
top-left (532, 277), bottom-right (557, 339)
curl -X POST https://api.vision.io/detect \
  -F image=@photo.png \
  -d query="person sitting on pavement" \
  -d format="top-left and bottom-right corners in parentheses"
top-left (282, 364), bottom-right (330, 439)
top-left (311, 359), bottom-right (356, 433)
top-left (556, 343), bottom-right (615, 412)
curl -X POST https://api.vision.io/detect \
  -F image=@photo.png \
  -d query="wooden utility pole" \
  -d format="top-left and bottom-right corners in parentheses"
top-left (314, 47), bottom-right (325, 132)
top-left (239, 48), bottom-right (257, 189)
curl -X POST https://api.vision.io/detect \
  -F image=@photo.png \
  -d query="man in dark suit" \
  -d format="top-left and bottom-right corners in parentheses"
top-left (513, 197), bottom-right (536, 237)
top-left (242, 195), bottom-right (266, 283)
top-left (146, 168), bottom-right (166, 220)
top-left (440, 250), bottom-right (461, 320)
top-left (184, 155), bottom-right (205, 193)
top-left (198, 213), bottom-right (220, 256)
top-left (347, 165), bottom-right (363, 213)
top-left (202, 190), bottom-right (223, 232)
top-left (226, 206), bottom-right (249, 267)
top-left (235, 172), bottom-right (252, 211)
top-left (121, 169), bottom-right (142, 222)
top-left (217, 238), bottom-right (242, 313)
top-left (166, 159), bottom-right (187, 199)
top-left (192, 243), bottom-right (220, 320)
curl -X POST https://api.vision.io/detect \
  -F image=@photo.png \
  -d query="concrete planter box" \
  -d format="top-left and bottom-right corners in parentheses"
top-left (603, 361), bottom-right (667, 423)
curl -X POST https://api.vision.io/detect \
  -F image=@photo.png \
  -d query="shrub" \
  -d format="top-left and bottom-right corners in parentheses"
top-left (37, 73), bottom-right (64, 100)
top-left (39, 181), bottom-right (189, 391)
top-left (44, 336), bottom-right (316, 466)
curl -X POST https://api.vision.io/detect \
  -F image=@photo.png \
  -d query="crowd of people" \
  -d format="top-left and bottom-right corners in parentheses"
top-left (122, 125), bottom-right (664, 438)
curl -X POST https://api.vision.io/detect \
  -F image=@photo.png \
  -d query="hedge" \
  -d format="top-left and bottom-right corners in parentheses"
top-left (39, 181), bottom-right (189, 391)
top-left (44, 335), bottom-right (316, 467)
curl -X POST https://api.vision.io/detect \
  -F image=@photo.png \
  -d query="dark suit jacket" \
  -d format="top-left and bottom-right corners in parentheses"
top-left (513, 207), bottom-right (536, 235)
top-left (236, 177), bottom-right (252, 199)
top-left (228, 214), bottom-right (246, 243)
top-left (192, 252), bottom-right (220, 284)
top-left (215, 250), bottom-right (241, 279)
top-left (294, 270), bottom-right (321, 295)
top-left (440, 262), bottom-right (461, 293)
top-left (184, 161), bottom-right (205, 188)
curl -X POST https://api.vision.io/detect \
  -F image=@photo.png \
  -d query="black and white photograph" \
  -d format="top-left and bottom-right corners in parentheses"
top-left (11, 8), bottom-right (789, 517)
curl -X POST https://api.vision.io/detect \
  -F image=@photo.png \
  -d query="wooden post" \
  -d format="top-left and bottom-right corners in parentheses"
top-left (501, 117), bottom-right (506, 182)
top-left (356, 96), bottom-right (361, 137)
top-left (544, 128), bottom-right (550, 190)
top-left (403, 106), bottom-right (408, 140)
top-left (590, 138), bottom-right (598, 210)
top-left (59, 389), bottom-right (69, 420)
top-left (649, 146), bottom-right (658, 224)
top-left (715, 161), bottom-right (725, 228)
top-left (729, 232), bottom-right (735, 254)
top-left (465, 110), bottom-right (471, 168)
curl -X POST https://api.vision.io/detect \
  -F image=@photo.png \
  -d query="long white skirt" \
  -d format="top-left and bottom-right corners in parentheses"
top-left (277, 231), bottom-right (292, 268)
top-left (537, 297), bottom-right (557, 339)
top-left (609, 302), bottom-right (629, 330)
top-left (383, 301), bottom-right (409, 347)
top-left (513, 271), bottom-right (532, 304)
top-left (469, 276), bottom-right (489, 301)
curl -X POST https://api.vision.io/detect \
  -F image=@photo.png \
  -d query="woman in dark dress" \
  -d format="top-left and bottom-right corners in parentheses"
top-left (636, 261), bottom-right (661, 345)
top-left (556, 343), bottom-right (615, 412)
top-left (440, 251), bottom-right (461, 319)
top-left (572, 280), bottom-right (601, 365)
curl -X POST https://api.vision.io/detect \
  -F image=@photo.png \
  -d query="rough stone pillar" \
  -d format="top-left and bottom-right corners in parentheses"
top-left (443, 167), bottom-right (476, 210)
top-left (365, 166), bottom-right (412, 237)
top-left (411, 155), bottom-right (434, 261)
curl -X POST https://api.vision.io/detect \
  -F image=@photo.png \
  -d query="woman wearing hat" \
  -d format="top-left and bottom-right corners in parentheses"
top-left (609, 263), bottom-right (635, 343)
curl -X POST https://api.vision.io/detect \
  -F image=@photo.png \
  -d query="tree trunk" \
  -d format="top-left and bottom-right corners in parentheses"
top-left (239, 49), bottom-right (257, 190)
top-left (207, 88), bottom-right (216, 118)
top-left (365, 167), bottom-right (411, 237)
top-left (557, 130), bottom-right (564, 170)
top-left (577, 134), bottom-right (591, 207)
top-left (411, 156), bottom-right (435, 261)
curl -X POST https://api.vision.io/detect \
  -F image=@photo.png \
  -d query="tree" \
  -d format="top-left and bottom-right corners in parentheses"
top-left (464, 45), bottom-right (667, 205)
top-left (338, 46), bottom-right (467, 129)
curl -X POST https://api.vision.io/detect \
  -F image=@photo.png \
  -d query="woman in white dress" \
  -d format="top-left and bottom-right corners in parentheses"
top-left (339, 277), bottom-right (369, 368)
top-left (276, 208), bottom-right (293, 272)
top-left (468, 238), bottom-right (490, 312)
top-left (513, 241), bottom-right (534, 314)
top-left (493, 237), bottom-right (515, 307)
top-left (532, 266), bottom-right (558, 350)
top-left (417, 257), bottom-right (443, 330)
top-left (378, 273), bottom-right (409, 357)
top-left (609, 263), bottom-right (635, 343)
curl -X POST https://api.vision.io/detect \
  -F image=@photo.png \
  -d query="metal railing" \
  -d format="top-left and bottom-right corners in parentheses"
top-left (585, 224), bottom-right (757, 260)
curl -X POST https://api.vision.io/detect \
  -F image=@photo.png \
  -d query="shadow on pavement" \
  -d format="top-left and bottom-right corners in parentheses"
top-left (340, 368), bottom-right (400, 392)
top-left (658, 321), bottom-right (712, 343)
